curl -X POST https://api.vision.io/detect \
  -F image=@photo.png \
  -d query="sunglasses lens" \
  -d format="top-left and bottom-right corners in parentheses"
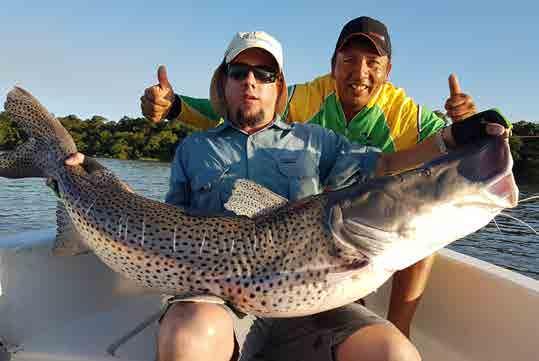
top-left (227, 64), bottom-right (250, 81)
top-left (227, 64), bottom-right (277, 83)
top-left (252, 67), bottom-right (277, 83)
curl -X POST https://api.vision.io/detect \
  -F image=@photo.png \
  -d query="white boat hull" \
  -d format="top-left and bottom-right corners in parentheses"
top-left (1, 229), bottom-right (537, 361)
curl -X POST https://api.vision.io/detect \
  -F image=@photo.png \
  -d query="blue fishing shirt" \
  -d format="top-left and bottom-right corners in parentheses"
top-left (165, 116), bottom-right (380, 213)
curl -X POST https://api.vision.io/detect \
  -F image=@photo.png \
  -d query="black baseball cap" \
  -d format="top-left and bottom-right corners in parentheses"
top-left (334, 16), bottom-right (392, 59)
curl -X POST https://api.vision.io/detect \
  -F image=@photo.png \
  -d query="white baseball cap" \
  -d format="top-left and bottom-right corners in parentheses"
top-left (224, 31), bottom-right (284, 70)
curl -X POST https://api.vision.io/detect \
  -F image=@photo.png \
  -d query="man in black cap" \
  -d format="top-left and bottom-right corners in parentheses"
top-left (140, 16), bottom-right (477, 341)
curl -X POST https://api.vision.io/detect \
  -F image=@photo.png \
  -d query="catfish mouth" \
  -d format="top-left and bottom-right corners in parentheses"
top-left (466, 137), bottom-right (519, 208)
top-left (328, 136), bottom-right (519, 253)
top-left (485, 173), bottom-right (518, 208)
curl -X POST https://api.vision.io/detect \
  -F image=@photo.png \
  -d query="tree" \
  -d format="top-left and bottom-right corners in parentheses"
top-left (144, 130), bottom-right (179, 161)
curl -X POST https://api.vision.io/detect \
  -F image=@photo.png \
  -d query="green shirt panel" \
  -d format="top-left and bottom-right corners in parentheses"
top-left (419, 107), bottom-right (446, 142)
top-left (308, 93), bottom-right (395, 152)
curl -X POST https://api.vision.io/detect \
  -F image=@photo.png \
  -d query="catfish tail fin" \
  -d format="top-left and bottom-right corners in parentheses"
top-left (0, 139), bottom-right (44, 178)
top-left (1, 87), bottom-right (78, 179)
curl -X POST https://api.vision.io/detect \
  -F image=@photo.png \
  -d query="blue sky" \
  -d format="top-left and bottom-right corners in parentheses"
top-left (1, 0), bottom-right (537, 123)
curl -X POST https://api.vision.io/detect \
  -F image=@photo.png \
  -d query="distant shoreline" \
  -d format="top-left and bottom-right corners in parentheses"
top-left (1, 113), bottom-right (538, 183)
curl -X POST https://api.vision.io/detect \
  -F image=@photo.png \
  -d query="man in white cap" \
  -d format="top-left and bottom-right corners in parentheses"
top-left (130, 32), bottom-right (506, 361)
top-left (158, 31), bottom-right (418, 361)
top-left (141, 17), bottom-right (478, 341)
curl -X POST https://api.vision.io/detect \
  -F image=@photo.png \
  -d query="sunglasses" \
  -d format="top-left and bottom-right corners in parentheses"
top-left (226, 63), bottom-right (278, 84)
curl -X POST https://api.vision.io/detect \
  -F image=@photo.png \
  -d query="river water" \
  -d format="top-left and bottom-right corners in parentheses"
top-left (0, 158), bottom-right (537, 279)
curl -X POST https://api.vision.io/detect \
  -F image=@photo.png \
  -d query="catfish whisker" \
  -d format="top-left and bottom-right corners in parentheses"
top-left (519, 195), bottom-right (539, 203)
top-left (492, 218), bottom-right (503, 234)
top-left (497, 212), bottom-right (538, 236)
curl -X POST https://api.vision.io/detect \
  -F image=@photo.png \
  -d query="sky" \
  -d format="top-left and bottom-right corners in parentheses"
top-left (1, 0), bottom-right (537, 123)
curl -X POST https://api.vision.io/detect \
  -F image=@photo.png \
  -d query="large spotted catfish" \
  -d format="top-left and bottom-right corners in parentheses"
top-left (0, 87), bottom-right (518, 317)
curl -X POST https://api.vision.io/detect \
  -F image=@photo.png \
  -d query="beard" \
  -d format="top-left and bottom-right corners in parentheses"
top-left (229, 108), bottom-right (266, 128)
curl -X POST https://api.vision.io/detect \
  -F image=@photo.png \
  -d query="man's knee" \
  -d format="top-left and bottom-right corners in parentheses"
top-left (335, 323), bottom-right (421, 361)
top-left (157, 302), bottom-right (235, 361)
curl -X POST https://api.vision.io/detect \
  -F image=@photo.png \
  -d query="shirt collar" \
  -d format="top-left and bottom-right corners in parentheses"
top-left (207, 114), bottom-right (290, 134)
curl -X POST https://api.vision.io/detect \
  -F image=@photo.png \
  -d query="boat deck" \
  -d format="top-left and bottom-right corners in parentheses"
top-left (1, 230), bottom-right (537, 361)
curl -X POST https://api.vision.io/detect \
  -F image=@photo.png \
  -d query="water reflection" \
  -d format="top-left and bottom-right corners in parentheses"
top-left (450, 186), bottom-right (539, 279)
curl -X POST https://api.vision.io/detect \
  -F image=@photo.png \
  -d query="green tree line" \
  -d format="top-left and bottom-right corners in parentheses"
top-left (1, 111), bottom-right (538, 183)
top-left (0, 112), bottom-right (191, 161)
top-left (509, 121), bottom-right (539, 184)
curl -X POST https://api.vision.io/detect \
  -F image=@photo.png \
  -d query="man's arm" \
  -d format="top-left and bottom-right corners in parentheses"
top-left (168, 94), bottom-right (221, 131)
top-left (142, 66), bottom-right (336, 128)
top-left (387, 255), bottom-right (435, 337)
top-left (375, 128), bottom-right (449, 176)
top-left (172, 73), bottom-right (336, 127)
top-left (377, 74), bottom-right (485, 177)
top-left (377, 116), bottom-right (512, 176)
top-left (140, 65), bottom-right (220, 131)
top-left (318, 107), bottom-right (501, 190)
top-left (283, 74), bottom-right (336, 123)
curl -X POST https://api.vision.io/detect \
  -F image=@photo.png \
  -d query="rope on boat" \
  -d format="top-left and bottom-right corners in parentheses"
top-left (106, 308), bottom-right (164, 357)
top-left (106, 296), bottom-right (225, 356)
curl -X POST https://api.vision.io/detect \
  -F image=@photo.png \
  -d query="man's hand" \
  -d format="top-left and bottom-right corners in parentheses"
top-left (65, 152), bottom-right (85, 166)
top-left (442, 110), bottom-right (510, 148)
top-left (140, 65), bottom-right (175, 123)
top-left (444, 74), bottom-right (477, 122)
top-left (63, 153), bottom-right (134, 192)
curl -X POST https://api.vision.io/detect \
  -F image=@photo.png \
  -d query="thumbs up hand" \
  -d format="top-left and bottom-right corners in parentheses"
top-left (444, 73), bottom-right (477, 122)
top-left (140, 65), bottom-right (176, 123)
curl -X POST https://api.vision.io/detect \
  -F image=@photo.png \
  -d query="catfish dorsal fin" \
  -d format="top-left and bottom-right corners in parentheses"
top-left (224, 179), bottom-right (287, 218)
top-left (52, 201), bottom-right (91, 256)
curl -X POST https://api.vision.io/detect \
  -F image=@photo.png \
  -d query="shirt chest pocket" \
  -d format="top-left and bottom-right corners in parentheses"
top-left (190, 167), bottom-right (229, 211)
top-left (276, 153), bottom-right (320, 200)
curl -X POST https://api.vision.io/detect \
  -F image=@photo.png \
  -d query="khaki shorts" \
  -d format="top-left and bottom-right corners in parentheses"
top-left (161, 297), bottom-right (389, 361)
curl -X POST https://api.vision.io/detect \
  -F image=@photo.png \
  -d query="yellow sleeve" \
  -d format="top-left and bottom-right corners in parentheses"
top-left (285, 74), bottom-right (336, 123)
top-left (381, 85), bottom-right (421, 151)
top-left (170, 96), bottom-right (221, 131)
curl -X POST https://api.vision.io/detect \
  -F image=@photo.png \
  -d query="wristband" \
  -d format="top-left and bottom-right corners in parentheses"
top-left (166, 94), bottom-right (182, 120)
top-left (451, 109), bottom-right (511, 146)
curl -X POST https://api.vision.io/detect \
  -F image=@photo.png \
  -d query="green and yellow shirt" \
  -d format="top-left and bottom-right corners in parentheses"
top-left (172, 74), bottom-right (446, 152)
